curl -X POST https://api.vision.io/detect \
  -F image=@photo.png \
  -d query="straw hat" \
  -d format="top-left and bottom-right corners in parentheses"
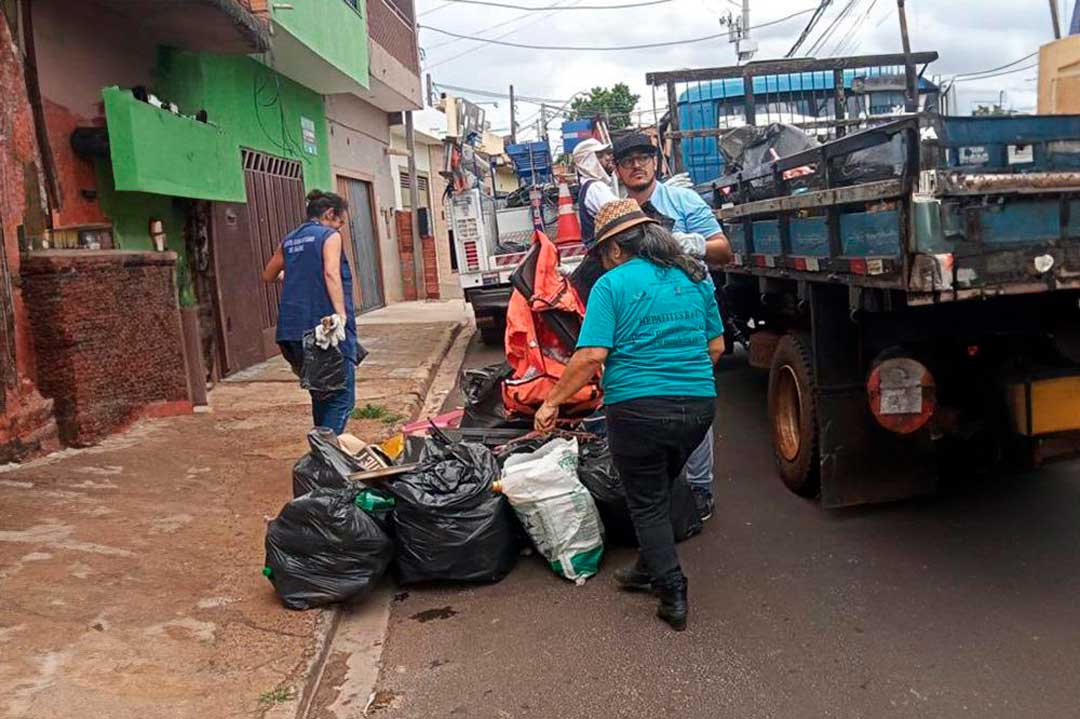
top-left (592, 198), bottom-right (658, 249)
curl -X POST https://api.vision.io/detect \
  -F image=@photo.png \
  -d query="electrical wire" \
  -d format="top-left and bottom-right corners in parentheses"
top-left (952, 51), bottom-right (1039, 79)
top-left (804, 0), bottom-right (858, 57)
top-left (786, 0), bottom-right (831, 57)
top-left (421, 6), bottom-right (818, 51)
top-left (434, 82), bottom-right (567, 104)
top-left (952, 62), bottom-right (1039, 83)
top-left (830, 0), bottom-right (879, 56)
top-left (423, 0), bottom-right (584, 68)
top-left (425, 0), bottom-right (672, 10)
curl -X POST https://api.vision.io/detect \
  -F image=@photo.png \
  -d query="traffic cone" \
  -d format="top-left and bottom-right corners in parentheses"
top-left (554, 181), bottom-right (582, 245)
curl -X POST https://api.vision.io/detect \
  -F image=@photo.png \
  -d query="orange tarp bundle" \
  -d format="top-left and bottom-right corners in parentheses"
top-left (502, 231), bottom-right (602, 417)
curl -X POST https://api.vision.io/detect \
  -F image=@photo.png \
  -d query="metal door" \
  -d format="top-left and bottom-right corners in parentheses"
top-left (212, 150), bottom-right (305, 375)
top-left (343, 178), bottom-right (385, 312)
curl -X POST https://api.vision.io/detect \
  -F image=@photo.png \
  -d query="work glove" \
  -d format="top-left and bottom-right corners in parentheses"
top-left (664, 172), bottom-right (694, 189)
top-left (314, 314), bottom-right (346, 350)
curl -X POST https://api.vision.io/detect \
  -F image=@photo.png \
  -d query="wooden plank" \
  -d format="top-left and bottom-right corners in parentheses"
top-left (718, 179), bottom-right (905, 219)
top-left (348, 464), bottom-right (419, 482)
top-left (645, 52), bottom-right (939, 86)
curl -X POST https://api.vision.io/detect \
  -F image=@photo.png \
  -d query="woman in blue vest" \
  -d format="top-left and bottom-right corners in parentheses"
top-left (262, 190), bottom-right (359, 434)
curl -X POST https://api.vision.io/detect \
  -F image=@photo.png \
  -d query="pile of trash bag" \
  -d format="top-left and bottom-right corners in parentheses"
top-left (264, 487), bottom-right (394, 610)
top-left (499, 437), bottom-right (604, 583)
top-left (292, 427), bottom-right (366, 497)
top-left (577, 436), bottom-right (702, 545)
top-left (460, 362), bottom-right (518, 429)
top-left (387, 434), bottom-right (520, 584)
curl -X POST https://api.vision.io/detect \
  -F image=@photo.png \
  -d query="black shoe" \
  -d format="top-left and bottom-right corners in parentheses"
top-left (613, 560), bottom-right (652, 592)
top-left (656, 574), bottom-right (688, 631)
top-left (692, 489), bottom-right (714, 522)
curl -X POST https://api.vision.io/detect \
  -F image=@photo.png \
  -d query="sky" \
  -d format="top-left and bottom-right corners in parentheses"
top-left (412, 0), bottom-right (1065, 142)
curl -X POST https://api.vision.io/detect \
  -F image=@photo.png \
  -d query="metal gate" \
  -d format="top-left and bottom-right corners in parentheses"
top-left (342, 177), bottom-right (385, 312)
top-left (212, 149), bottom-right (305, 375)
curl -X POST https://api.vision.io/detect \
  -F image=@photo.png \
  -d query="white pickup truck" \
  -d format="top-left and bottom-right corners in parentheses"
top-left (449, 188), bottom-right (587, 345)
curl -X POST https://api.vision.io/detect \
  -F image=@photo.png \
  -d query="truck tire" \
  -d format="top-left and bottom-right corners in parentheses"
top-left (767, 333), bottom-right (820, 497)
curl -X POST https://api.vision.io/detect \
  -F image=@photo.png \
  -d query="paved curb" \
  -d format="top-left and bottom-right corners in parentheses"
top-left (292, 318), bottom-right (475, 719)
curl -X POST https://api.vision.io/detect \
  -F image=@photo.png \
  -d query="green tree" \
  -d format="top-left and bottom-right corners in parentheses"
top-left (570, 84), bottom-right (641, 130)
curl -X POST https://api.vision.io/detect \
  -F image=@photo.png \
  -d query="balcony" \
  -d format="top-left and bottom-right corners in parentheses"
top-left (360, 0), bottom-right (422, 111)
top-left (89, 0), bottom-right (270, 53)
top-left (267, 0), bottom-right (371, 95)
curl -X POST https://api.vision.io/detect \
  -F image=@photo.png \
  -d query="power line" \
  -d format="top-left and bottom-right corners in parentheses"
top-left (421, 7), bottom-right (818, 51)
top-left (423, 0), bottom-right (583, 68)
top-left (425, 0), bottom-right (672, 9)
top-left (434, 81), bottom-right (567, 104)
top-left (787, 0), bottom-right (831, 57)
top-left (805, 0), bottom-right (858, 57)
top-left (952, 51), bottom-right (1039, 79)
top-left (830, 0), bottom-right (879, 56)
top-left (954, 61), bottom-right (1036, 83)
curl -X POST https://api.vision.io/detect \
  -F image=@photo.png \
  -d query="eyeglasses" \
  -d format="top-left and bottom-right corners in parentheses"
top-left (617, 153), bottom-right (655, 169)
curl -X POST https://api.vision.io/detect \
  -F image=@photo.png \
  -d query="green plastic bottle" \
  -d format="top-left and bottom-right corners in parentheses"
top-left (355, 489), bottom-right (395, 513)
top-left (262, 566), bottom-right (272, 578)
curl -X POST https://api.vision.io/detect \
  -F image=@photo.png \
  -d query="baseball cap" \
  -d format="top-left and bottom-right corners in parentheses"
top-left (612, 132), bottom-right (657, 161)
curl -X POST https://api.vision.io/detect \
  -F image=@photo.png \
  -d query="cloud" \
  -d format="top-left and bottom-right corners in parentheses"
top-left (418, 0), bottom-right (1060, 135)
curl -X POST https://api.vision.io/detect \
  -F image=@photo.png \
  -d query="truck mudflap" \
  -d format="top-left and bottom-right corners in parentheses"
top-left (810, 285), bottom-right (937, 508)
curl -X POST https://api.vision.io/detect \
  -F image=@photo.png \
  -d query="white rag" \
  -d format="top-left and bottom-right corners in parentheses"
top-left (664, 172), bottom-right (695, 189)
top-left (314, 314), bottom-right (346, 349)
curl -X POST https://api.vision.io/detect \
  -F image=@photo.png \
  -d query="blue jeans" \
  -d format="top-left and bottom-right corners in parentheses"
top-left (311, 359), bottom-right (355, 434)
top-left (685, 426), bottom-right (715, 497)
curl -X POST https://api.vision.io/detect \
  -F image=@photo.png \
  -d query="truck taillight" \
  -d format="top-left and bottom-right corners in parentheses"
top-left (463, 240), bottom-right (480, 272)
top-left (867, 357), bottom-right (936, 434)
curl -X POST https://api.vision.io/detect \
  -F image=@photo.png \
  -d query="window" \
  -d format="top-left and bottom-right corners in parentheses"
top-left (399, 171), bottom-right (431, 209)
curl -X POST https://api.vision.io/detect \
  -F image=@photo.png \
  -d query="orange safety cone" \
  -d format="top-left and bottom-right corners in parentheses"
top-left (554, 181), bottom-right (582, 245)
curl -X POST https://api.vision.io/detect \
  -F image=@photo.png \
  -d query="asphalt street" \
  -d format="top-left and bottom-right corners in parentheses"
top-left (372, 336), bottom-right (1080, 718)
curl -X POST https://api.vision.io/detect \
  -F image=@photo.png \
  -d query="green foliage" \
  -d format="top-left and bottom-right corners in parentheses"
top-left (352, 404), bottom-right (405, 426)
top-left (258, 686), bottom-right (295, 707)
top-left (570, 84), bottom-right (641, 130)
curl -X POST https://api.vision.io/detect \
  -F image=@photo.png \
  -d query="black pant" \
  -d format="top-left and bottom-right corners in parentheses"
top-left (607, 396), bottom-right (716, 584)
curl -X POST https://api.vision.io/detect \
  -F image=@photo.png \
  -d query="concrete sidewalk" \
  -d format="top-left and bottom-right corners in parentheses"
top-left (0, 304), bottom-right (469, 719)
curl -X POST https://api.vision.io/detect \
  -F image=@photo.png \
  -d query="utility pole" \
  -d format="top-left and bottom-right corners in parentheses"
top-left (539, 104), bottom-right (548, 141)
top-left (1050, 0), bottom-right (1063, 39)
top-left (724, 0), bottom-right (757, 63)
top-left (425, 73), bottom-right (434, 107)
top-left (509, 85), bottom-right (517, 144)
top-left (896, 0), bottom-right (918, 113)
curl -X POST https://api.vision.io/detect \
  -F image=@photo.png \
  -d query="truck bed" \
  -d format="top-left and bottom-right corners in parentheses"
top-left (714, 115), bottom-right (1080, 304)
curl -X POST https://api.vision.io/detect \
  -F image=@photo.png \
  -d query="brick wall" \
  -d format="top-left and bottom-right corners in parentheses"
top-left (421, 235), bottom-right (440, 299)
top-left (0, 11), bottom-right (59, 462)
top-left (23, 251), bottom-right (192, 446)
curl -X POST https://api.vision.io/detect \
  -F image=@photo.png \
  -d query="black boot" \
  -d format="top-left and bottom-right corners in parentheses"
top-left (656, 574), bottom-right (688, 631)
top-left (613, 559), bottom-right (652, 592)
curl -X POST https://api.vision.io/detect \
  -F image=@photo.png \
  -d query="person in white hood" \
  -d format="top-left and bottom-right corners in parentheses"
top-left (572, 138), bottom-right (619, 248)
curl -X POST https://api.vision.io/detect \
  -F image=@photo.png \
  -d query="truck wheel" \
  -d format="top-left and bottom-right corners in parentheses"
top-left (479, 324), bottom-right (505, 347)
top-left (767, 333), bottom-right (820, 497)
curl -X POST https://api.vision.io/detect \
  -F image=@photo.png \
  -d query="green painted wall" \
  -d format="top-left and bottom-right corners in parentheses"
top-left (154, 49), bottom-right (333, 192)
top-left (103, 86), bottom-right (246, 202)
top-left (271, 0), bottom-right (369, 89)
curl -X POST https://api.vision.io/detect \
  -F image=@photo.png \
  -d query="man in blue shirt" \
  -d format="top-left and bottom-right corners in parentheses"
top-left (612, 133), bottom-right (731, 521)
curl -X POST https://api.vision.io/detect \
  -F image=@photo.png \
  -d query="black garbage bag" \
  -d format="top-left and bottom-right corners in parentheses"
top-left (578, 437), bottom-right (702, 545)
top-left (292, 427), bottom-right (366, 497)
top-left (460, 363), bottom-right (515, 429)
top-left (387, 435), bottom-right (519, 584)
top-left (264, 487), bottom-right (394, 610)
top-left (300, 330), bottom-right (349, 393)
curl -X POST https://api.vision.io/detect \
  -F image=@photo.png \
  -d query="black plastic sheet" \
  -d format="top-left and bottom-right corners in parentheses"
top-left (387, 436), bottom-right (519, 584)
top-left (264, 488), bottom-right (394, 610)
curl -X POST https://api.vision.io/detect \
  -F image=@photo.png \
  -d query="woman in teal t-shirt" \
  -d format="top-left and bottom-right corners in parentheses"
top-left (535, 198), bottom-right (725, 631)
